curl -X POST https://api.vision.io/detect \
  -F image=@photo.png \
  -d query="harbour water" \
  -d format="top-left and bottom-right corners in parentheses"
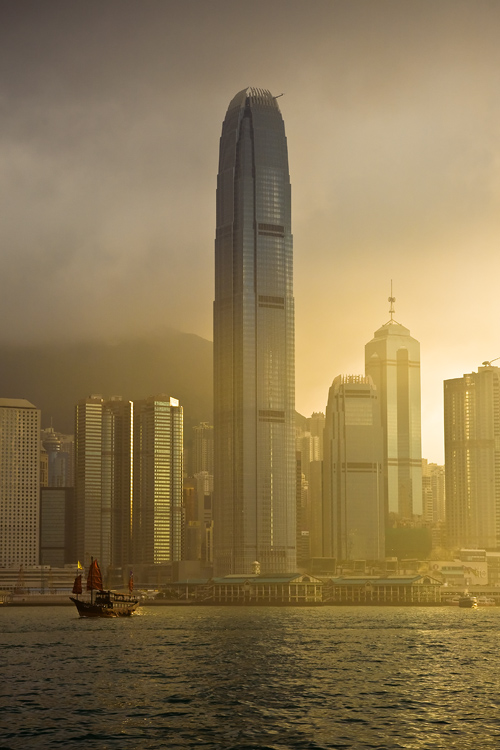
top-left (2, 605), bottom-right (500, 749)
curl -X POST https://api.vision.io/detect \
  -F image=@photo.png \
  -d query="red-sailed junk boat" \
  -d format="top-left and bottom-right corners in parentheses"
top-left (70, 558), bottom-right (139, 617)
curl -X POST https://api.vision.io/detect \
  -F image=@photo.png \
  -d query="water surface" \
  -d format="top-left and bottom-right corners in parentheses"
top-left (2, 605), bottom-right (499, 749)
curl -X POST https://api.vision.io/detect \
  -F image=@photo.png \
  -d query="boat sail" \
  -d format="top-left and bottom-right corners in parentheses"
top-left (69, 558), bottom-right (139, 618)
top-left (87, 558), bottom-right (103, 603)
top-left (72, 574), bottom-right (82, 596)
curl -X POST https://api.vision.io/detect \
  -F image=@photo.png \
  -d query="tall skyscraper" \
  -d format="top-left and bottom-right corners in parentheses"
top-left (444, 363), bottom-right (500, 550)
top-left (0, 398), bottom-right (40, 567)
top-left (132, 395), bottom-right (183, 566)
top-left (365, 296), bottom-right (422, 519)
top-left (323, 376), bottom-right (385, 561)
top-left (75, 395), bottom-right (133, 571)
top-left (213, 88), bottom-right (296, 574)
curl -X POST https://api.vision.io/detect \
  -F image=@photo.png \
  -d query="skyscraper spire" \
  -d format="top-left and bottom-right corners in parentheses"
top-left (386, 280), bottom-right (399, 325)
top-left (389, 280), bottom-right (395, 321)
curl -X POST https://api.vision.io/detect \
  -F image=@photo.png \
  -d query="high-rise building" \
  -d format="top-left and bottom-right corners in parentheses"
top-left (40, 426), bottom-right (74, 487)
top-left (422, 460), bottom-right (445, 524)
top-left (75, 395), bottom-right (133, 571)
top-left (213, 87), bottom-right (296, 574)
top-left (132, 395), bottom-right (183, 566)
top-left (444, 364), bottom-right (500, 550)
top-left (192, 422), bottom-right (214, 477)
top-left (0, 398), bottom-right (41, 567)
top-left (40, 487), bottom-right (76, 567)
top-left (365, 297), bottom-right (422, 519)
top-left (296, 412), bottom-right (325, 561)
top-left (323, 376), bottom-right (385, 561)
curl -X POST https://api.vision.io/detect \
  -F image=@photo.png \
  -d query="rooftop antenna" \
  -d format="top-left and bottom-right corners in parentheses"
top-left (384, 280), bottom-right (400, 325)
top-left (482, 357), bottom-right (500, 367)
top-left (388, 280), bottom-right (396, 322)
top-left (273, 93), bottom-right (284, 99)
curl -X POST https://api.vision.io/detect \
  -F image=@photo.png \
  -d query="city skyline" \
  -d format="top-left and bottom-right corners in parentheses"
top-left (3, 1), bottom-right (500, 465)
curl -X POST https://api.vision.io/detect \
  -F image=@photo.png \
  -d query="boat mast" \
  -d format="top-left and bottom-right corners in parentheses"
top-left (90, 556), bottom-right (94, 605)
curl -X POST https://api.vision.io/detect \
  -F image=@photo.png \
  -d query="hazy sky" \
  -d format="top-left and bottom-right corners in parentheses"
top-left (2, 0), bottom-right (500, 463)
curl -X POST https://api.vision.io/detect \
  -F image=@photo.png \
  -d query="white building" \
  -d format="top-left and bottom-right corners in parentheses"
top-left (0, 398), bottom-right (40, 567)
top-left (132, 395), bottom-right (183, 566)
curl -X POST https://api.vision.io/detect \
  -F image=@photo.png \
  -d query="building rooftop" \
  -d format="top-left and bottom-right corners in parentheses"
top-left (0, 398), bottom-right (38, 409)
top-left (330, 575), bottom-right (442, 586)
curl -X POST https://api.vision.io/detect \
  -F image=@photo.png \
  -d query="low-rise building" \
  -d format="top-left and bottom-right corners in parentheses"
top-left (323, 575), bottom-right (442, 604)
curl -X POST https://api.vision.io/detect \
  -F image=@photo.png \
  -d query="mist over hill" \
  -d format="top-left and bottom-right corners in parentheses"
top-left (0, 331), bottom-right (213, 435)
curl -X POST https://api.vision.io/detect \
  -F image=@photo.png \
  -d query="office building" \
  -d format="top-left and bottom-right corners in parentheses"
top-left (133, 396), bottom-right (183, 566)
top-left (75, 395), bottom-right (133, 571)
top-left (323, 376), bottom-right (385, 561)
top-left (213, 88), bottom-right (296, 574)
top-left (40, 487), bottom-right (76, 566)
top-left (365, 298), bottom-right (422, 518)
top-left (192, 422), bottom-right (214, 477)
top-left (0, 398), bottom-right (40, 567)
top-left (422, 460), bottom-right (445, 524)
top-left (296, 412), bottom-right (325, 561)
top-left (40, 426), bottom-right (74, 487)
top-left (444, 364), bottom-right (500, 550)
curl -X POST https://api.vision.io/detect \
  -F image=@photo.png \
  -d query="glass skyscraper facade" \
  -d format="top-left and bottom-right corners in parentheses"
top-left (133, 396), bottom-right (183, 566)
top-left (444, 364), bottom-right (500, 550)
top-left (75, 395), bottom-right (133, 571)
top-left (214, 88), bottom-right (296, 575)
top-left (323, 376), bottom-right (385, 561)
top-left (365, 315), bottom-right (422, 519)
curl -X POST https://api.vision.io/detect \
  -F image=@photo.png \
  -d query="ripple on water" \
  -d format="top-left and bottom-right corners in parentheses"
top-left (2, 606), bottom-right (500, 749)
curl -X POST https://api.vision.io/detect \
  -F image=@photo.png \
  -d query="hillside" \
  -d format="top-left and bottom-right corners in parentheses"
top-left (0, 331), bottom-right (213, 435)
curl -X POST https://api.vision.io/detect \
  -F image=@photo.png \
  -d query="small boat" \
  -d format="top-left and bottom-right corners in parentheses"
top-left (458, 595), bottom-right (478, 609)
top-left (477, 597), bottom-right (496, 607)
top-left (70, 558), bottom-right (139, 618)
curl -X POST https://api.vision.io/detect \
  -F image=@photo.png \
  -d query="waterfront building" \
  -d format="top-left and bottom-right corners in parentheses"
top-left (444, 363), bottom-right (500, 550)
top-left (0, 398), bottom-right (40, 567)
top-left (323, 574), bottom-right (442, 604)
top-left (365, 295), bottom-right (422, 518)
top-left (323, 376), bottom-right (385, 561)
top-left (75, 395), bottom-right (133, 571)
top-left (172, 572), bottom-right (324, 605)
top-left (132, 395), bottom-right (183, 566)
top-left (0, 565), bottom-right (78, 600)
top-left (213, 88), bottom-right (296, 574)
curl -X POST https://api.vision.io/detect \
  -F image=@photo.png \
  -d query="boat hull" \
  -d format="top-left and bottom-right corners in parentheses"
top-left (70, 595), bottom-right (139, 618)
top-left (458, 597), bottom-right (478, 609)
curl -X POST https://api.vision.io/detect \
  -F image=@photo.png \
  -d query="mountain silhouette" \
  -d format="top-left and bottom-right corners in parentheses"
top-left (0, 330), bottom-right (213, 435)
